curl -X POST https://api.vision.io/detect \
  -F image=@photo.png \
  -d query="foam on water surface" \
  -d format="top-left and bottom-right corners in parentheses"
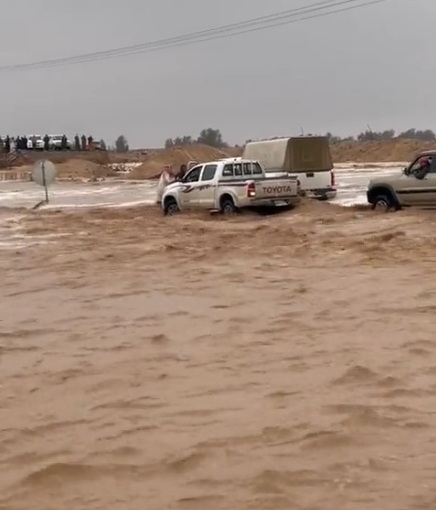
top-left (0, 180), bottom-right (157, 209)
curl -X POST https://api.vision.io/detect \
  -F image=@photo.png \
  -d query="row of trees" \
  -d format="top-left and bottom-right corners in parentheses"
top-left (165, 128), bottom-right (226, 149)
top-left (164, 127), bottom-right (436, 150)
top-left (326, 128), bottom-right (436, 143)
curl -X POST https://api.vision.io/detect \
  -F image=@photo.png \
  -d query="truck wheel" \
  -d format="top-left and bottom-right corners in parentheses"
top-left (221, 197), bottom-right (237, 215)
top-left (372, 194), bottom-right (394, 212)
top-left (163, 197), bottom-right (179, 216)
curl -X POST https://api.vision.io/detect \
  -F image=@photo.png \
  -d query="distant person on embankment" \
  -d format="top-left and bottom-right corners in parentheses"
top-left (4, 136), bottom-right (11, 153)
top-left (156, 165), bottom-right (175, 204)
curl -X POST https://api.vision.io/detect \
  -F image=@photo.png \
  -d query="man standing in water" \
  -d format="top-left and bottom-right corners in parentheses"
top-left (156, 165), bottom-right (175, 204)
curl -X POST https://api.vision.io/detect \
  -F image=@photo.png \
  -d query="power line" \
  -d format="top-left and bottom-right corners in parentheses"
top-left (0, 0), bottom-right (384, 70)
top-left (6, 0), bottom-right (350, 69)
top-left (0, 0), bottom-right (386, 71)
top-left (15, 0), bottom-right (362, 67)
top-left (58, 0), bottom-right (384, 65)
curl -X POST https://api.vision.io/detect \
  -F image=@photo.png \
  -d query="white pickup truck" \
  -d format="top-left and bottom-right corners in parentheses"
top-left (160, 158), bottom-right (301, 215)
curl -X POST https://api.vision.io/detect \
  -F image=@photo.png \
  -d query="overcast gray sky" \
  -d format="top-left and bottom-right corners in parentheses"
top-left (0, 0), bottom-right (431, 148)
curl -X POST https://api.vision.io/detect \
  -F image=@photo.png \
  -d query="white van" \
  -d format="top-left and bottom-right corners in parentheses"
top-left (242, 136), bottom-right (336, 201)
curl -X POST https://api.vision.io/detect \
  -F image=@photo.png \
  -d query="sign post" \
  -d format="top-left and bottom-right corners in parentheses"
top-left (31, 160), bottom-right (57, 209)
top-left (42, 161), bottom-right (49, 203)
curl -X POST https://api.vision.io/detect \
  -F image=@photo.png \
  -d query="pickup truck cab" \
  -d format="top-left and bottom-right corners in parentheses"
top-left (161, 158), bottom-right (301, 215)
top-left (367, 150), bottom-right (436, 211)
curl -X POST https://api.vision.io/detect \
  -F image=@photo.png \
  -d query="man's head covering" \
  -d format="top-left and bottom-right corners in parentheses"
top-left (419, 156), bottom-right (431, 167)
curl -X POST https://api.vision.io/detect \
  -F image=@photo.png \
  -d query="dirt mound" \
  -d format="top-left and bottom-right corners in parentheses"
top-left (54, 159), bottom-right (112, 180)
top-left (0, 152), bottom-right (29, 170)
top-left (128, 144), bottom-right (233, 180)
top-left (331, 139), bottom-right (436, 163)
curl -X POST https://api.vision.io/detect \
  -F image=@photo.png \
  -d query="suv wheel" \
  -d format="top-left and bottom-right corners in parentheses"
top-left (372, 194), bottom-right (393, 212)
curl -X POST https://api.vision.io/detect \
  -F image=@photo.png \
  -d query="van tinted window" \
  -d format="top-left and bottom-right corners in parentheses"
top-left (234, 163), bottom-right (242, 176)
top-left (201, 164), bottom-right (217, 181)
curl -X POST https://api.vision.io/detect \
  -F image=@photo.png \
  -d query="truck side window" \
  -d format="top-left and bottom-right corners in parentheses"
top-left (185, 166), bottom-right (202, 182)
top-left (201, 164), bottom-right (217, 181)
top-left (234, 163), bottom-right (242, 176)
top-left (243, 163), bottom-right (252, 175)
top-left (252, 162), bottom-right (263, 175)
top-left (222, 164), bottom-right (234, 177)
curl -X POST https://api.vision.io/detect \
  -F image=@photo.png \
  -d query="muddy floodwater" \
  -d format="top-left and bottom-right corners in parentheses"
top-left (3, 164), bottom-right (436, 510)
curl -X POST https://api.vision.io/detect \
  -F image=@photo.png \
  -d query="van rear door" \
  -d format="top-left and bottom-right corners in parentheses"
top-left (284, 137), bottom-right (334, 199)
top-left (286, 136), bottom-right (332, 170)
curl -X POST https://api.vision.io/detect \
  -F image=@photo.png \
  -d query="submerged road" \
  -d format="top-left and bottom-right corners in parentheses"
top-left (0, 166), bottom-right (403, 210)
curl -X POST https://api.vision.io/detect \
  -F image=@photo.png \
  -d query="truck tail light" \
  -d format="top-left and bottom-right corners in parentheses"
top-left (331, 171), bottom-right (335, 187)
top-left (246, 181), bottom-right (256, 197)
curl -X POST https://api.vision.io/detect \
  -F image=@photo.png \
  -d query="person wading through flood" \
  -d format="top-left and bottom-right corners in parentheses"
top-left (156, 165), bottom-right (175, 204)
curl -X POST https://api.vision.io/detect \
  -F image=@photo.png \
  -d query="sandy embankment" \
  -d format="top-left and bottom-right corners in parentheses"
top-left (330, 138), bottom-right (436, 163)
top-left (1, 138), bottom-right (435, 181)
top-left (2, 201), bottom-right (436, 510)
top-left (0, 144), bottom-right (235, 181)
